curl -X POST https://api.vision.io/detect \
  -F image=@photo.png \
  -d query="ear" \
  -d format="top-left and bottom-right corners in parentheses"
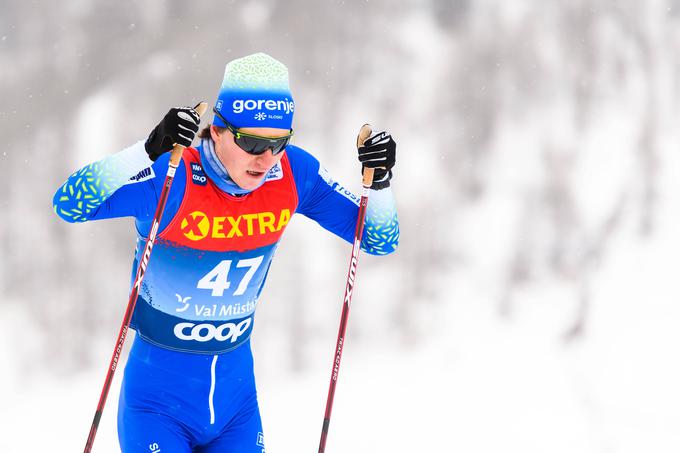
top-left (210, 124), bottom-right (220, 142)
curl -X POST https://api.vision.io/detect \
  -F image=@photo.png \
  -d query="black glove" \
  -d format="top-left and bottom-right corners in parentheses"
top-left (144, 106), bottom-right (201, 161)
top-left (358, 130), bottom-right (396, 190)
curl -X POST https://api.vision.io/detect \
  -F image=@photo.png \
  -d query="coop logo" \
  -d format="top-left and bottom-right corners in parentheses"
top-left (180, 209), bottom-right (291, 241)
top-left (232, 98), bottom-right (295, 116)
top-left (174, 318), bottom-right (252, 343)
top-left (190, 162), bottom-right (207, 186)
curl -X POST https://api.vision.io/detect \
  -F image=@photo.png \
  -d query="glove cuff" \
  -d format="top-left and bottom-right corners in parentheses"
top-left (144, 129), bottom-right (160, 162)
top-left (370, 169), bottom-right (392, 190)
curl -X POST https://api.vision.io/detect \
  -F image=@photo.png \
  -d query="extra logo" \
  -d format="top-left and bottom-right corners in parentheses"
top-left (174, 318), bottom-right (252, 343)
top-left (180, 209), bottom-right (291, 241)
top-left (191, 162), bottom-right (207, 186)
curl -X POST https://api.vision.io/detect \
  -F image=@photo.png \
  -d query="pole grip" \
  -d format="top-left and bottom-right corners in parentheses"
top-left (169, 102), bottom-right (209, 166)
top-left (357, 124), bottom-right (374, 188)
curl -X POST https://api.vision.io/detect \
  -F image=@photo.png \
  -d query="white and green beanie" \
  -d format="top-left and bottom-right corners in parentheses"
top-left (213, 52), bottom-right (295, 130)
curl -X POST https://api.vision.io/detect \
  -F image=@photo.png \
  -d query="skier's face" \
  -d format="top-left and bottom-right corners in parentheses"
top-left (211, 125), bottom-right (287, 190)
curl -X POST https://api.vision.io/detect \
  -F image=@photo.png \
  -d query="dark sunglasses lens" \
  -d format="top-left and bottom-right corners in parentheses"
top-left (270, 138), bottom-right (289, 155)
top-left (236, 136), bottom-right (289, 155)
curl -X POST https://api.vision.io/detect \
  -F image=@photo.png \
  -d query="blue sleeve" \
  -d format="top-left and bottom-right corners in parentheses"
top-left (286, 145), bottom-right (399, 256)
top-left (53, 141), bottom-right (186, 236)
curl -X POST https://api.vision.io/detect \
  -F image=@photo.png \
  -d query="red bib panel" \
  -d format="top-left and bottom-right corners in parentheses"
top-left (160, 147), bottom-right (298, 251)
top-left (131, 146), bottom-right (298, 353)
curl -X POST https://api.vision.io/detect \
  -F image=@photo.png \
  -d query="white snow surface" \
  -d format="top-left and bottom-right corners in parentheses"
top-left (3, 209), bottom-right (680, 452)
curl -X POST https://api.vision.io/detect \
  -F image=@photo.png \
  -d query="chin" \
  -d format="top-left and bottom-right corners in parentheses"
top-left (236, 176), bottom-right (265, 191)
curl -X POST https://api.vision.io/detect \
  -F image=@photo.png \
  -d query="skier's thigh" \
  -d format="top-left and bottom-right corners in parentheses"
top-left (200, 405), bottom-right (265, 453)
top-left (118, 409), bottom-right (192, 453)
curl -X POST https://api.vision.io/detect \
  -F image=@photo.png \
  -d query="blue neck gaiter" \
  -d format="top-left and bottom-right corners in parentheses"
top-left (198, 138), bottom-right (264, 196)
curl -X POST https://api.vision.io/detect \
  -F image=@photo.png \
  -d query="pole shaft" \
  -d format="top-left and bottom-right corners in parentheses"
top-left (318, 123), bottom-right (374, 453)
top-left (83, 160), bottom-right (179, 453)
top-left (318, 184), bottom-right (370, 453)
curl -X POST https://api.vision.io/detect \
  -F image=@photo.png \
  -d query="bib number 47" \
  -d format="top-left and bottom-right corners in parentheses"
top-left (197, 256), bottom-right (264, 297)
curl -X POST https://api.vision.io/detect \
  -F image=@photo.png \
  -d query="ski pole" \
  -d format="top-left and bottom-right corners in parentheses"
top-left (318, 124), bottom-right (374, 453)
top-left (83, 102), bottom-right (208, 453)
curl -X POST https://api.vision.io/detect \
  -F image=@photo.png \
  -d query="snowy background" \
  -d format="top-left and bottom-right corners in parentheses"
top-left (2, 0), bottom-right (680, 452)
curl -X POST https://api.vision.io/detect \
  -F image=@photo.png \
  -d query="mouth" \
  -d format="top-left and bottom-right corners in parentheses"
top-left (246, 170), bottom-right (266, 178)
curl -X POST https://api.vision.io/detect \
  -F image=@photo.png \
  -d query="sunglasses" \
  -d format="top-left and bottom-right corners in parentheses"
top-left (213, 108), bottom-right (293, 156)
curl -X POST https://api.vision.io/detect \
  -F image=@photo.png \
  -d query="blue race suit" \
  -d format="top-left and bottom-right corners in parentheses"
top-left (54, 138), bottom-right (399, 452)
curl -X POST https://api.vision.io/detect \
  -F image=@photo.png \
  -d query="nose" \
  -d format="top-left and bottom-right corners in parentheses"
top-left (255, 149), bottom-right (277, 167)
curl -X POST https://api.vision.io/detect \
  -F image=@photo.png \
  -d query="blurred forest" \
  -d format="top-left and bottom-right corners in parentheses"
top-left (2, 0), bottom-right (680, 390)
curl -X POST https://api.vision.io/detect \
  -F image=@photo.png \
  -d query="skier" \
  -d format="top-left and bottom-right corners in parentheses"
top-left (53, 52), bottom-right (398, 452)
